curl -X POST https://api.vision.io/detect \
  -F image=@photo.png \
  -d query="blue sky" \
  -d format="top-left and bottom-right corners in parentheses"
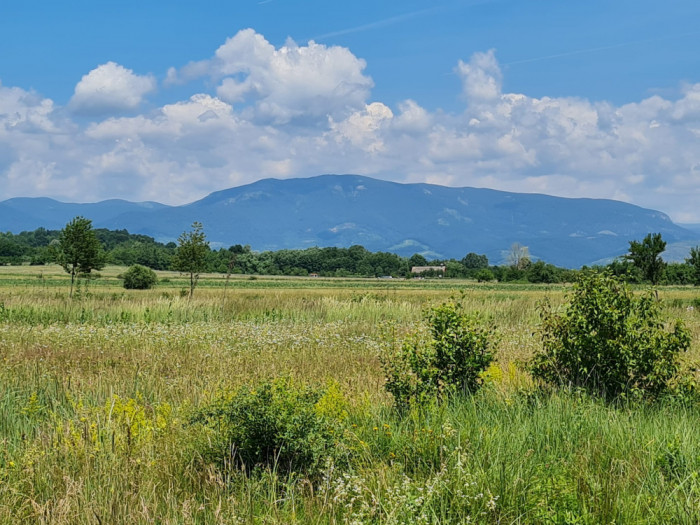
top-left (1, 0), bottom-right (700, 221)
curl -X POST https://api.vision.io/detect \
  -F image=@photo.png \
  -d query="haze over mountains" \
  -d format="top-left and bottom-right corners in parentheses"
top-left (1, 175), bottom-right (697, 268)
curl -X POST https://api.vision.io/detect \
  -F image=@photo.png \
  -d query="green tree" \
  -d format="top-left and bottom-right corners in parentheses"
top-left (625, 233), bottom-right (666, 284)
top-left (686, 246), bottom-right (700, 286)
top-left (53, 216), bottom-right (104, 297)
top-left (173, 222), bottom-right (209, 299)
top-left (444, 260), bottom-right (465, 278)
top-left (526, 260), bottom-right (559, 283)
top-left (461, 252), bottom-right (489, 269)
top-left (408, 253), bottom-right (428, 268)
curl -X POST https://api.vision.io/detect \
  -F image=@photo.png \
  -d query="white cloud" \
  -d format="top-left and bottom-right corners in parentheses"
top-left (176, 29), bottom-right (373, 123)
top-left (70, 62), bottom-right (156, 115)
top-left (456, 49), bottom-right (502, 102)
top-left (329, 102), bottom-right (393, 152)
top-left (1, 40), bottom-right (700, 222)
top-left (0, 82), bottom-right (61, 133)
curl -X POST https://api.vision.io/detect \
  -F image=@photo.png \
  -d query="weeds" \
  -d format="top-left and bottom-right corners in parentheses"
top-left (0, 268), bottom-right (698, 522)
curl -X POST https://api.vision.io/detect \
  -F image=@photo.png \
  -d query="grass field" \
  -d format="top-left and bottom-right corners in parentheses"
top-left (1, 265), bottom-right (700, 524)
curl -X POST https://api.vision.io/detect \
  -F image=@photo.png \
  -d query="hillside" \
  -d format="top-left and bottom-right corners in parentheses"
top-left (1, 175), bottom-right (697, 267)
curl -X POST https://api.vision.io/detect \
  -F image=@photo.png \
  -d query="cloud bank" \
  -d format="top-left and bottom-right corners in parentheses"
top-left (1, 29), bottom-right (699, 222)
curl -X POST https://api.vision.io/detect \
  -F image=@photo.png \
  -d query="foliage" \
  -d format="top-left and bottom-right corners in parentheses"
top-left (191, 377), bottom-right (348, 478)
top-left (526, 260), bottom-right (559, 283)
top-left (408, 253), bottom-right (428, 267)
top-left (172, 222), bottom-right (209, 298)
top-left (52, 216), bottom-right (104, 297)
top-left (475, 268), bottom-right (494, 282)
top-left (2, 271), bottom-right (700, 522)
top-left (686, 246), bottom-right (700, 286)
top-left (602, 258), bottom-right (644, 283)
top-left (122, 264), bottom-right (158, 290)
top-left (625, 232), bottom-right (666, 284)
top-left (663, 262), bottom-right (694, 285)
top-left (531, 271), bottom-right (691, 400)
top-left (461, 252), bottom-right (489, 269)
top-left (8, 224), bottom-right (700, 286)
top-left (381, 299), bottom-right (495, 410)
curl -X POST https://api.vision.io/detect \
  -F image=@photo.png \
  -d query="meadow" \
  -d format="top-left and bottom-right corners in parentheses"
top-left (1, 264), bottom-right (700, 524)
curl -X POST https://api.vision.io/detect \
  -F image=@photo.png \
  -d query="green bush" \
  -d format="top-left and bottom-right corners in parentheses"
top-left (191, 377), bottom-right (348, 477)
top-left (380, 299), bottom-right (495, 410)
top-left (531, 271), bottom-right (691, 400)
top-left (122, 264), bottom-right (158, 290)
top-left (475, 269), bottom-right (494, 282)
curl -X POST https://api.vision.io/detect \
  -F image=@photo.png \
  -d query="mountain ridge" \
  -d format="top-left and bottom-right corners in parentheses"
top-left (1, 174), bottom-right (697, 267)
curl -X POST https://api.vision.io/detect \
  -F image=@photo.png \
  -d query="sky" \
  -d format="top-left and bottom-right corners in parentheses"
top-left (1, 0), bottom-right (700, 222)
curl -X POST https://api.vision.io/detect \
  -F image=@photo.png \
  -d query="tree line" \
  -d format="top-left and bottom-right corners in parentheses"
top-left (2, 219), bottom-right (700, 286)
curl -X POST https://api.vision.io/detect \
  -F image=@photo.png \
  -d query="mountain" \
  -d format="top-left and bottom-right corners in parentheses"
top-left (679, 223), bottom-right (700, 234)
top-left (1, 175), bottom-right (697, 267)
top-left (0, 197), bottom-right (167, 233)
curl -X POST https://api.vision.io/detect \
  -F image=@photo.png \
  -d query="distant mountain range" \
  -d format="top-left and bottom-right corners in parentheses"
top-left (1, 175), bottom-right (698, 268)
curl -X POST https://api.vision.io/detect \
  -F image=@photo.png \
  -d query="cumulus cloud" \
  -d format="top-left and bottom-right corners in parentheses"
top-left (329, 102), bottom-right (393, 152)
top-left (174, 29), bottom-right (373, 123)
top-left (456, 49), bottom-right (502, 102)
top-left (1, 40), bottom-right (700, 222)
top-left (70, 62), bottom-right (156, 115)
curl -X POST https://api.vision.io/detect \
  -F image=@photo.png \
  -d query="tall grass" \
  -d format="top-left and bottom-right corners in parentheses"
top-left (0, 267), bottom-right (698, 523)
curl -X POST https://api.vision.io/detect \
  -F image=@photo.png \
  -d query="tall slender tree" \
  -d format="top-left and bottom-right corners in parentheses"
top-left (173, 222), bottom-right (209, 299)
top-left (53, 216), bottom-right (104, 297)
top-left (686, 246), bottom-right (700, 286)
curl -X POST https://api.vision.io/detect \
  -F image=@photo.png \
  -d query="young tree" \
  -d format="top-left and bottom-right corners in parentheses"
top-left (173, 222), bottom-right (209, 299)
top-left (625, 232), bottom-right (666, 284)
top-left (53, 216), bottom-right (104, 298)
top-left (531, 271), bottom-right (690, 400)
top-left (687, 246), bottom-right (700, 286)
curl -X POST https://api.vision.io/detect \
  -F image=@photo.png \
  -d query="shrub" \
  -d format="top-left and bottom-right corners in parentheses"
top-left (531, 271), bottom-right (691, 400)
top-left (191, 377), bottom-right (348, 478)
top-left (380, 299), bottom-right (495, 410)
top-left (475, 269), bottom-right (494, 282)
top-left (122, 264), bottom-right (158, 290)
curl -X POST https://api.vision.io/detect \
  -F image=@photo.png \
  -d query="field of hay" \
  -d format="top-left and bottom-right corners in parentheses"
top-left (1, 264), bottom-right (700, 524)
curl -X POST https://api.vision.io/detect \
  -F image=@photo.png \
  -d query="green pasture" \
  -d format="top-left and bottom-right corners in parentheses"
top-left (1, 265), bottom-right (699, 523)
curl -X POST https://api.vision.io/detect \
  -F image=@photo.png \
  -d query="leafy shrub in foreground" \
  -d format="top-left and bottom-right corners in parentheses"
top-left (531, 271), bottom-right (691, 400)
top-left (191, 377), bottom-right (348, 478)
top-left (122, 264), bottom-right (158, 290)
top-left (381, 299), bottom-right (496, 410)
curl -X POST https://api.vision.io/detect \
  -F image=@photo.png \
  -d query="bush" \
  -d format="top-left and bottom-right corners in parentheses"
top-left (122, 264), bottom-right (158, 290)
top-left (531, 271), bottom-right (691, 400)
top-left (191, 377), bottom-right (348, 478)
top-left (475, 269), bottom-right (494, 282)
top-left (380, 299), bottom-right (495, 410)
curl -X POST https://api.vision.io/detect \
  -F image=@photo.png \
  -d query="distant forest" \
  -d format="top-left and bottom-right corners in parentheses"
top-left (1, 226), bottom-right (698, 285)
